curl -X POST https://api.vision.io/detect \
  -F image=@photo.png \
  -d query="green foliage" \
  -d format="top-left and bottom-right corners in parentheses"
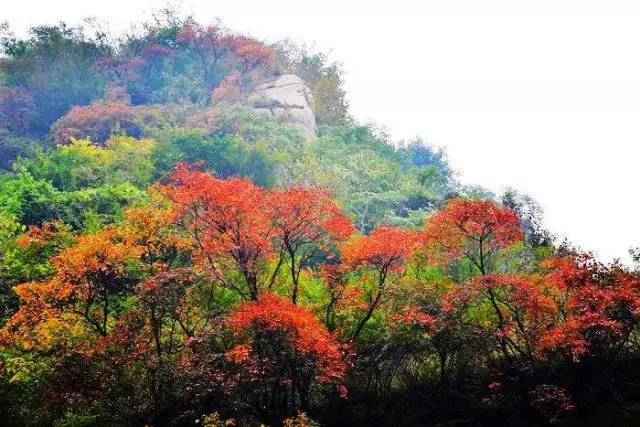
top-left (0, 171), bottom-right (60, 225)
top-left (16, 137), bottom-right (156, 191)
top-left (152, 127), bottom-right (278, 187)
top-left (0, 170), bottom-right (145, 228)
top-left (311, 125), bottom-right (451, 231)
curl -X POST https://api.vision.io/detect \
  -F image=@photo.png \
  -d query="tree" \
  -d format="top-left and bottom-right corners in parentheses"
top-left (0, 88), bottom-right (36, 134)
top-left (272, 41), bottom-right (349, 125)
top-left (226, 293), bottom-right (347, 418)
top-left (318, 264), bottom-right (351, 333)
top-left (342, 226), bottom-right (419, 339)
top-left (0, 220), bottom-right (72, 322)
top-left (269, 187), bottom-right (353, 304)
top-left (47, 226), bottom-right (141, 336)
top-left (443, 273), bottom-right (556, 365)
top-left (501, 188), bottom-right (554, 247)
top-left (0, 23), bottom-right (107, 135)
top-left (423, 198), bottom-right (523, 275)
top-left (161, 164), bottom-right (274, 300)
top-left (50, 102), bottom-right (142, 145)
top-left (236, 41), bottom-right (273, 75)
top-left (538, 255), bottom-right (640, 361)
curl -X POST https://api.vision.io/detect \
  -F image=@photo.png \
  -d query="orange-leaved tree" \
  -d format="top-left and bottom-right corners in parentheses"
top-left (269, 187), bottom-right (354, 304)
top-left (226, 293), bottom-right (347, 415)
top-left (423, 198), bottom-right (523, 275)
top-left (443, 273), bottom-right (556, 365)
top-left (342, 226), bottom-right (420, 339)
top-left (0, 224), bottom-right (143, 412)
top-left (160, 164), bottom-right (274, 300)
top-left (43, 226), bottom-right (142, 336)
top-left (539, 255), bottom-right (640, 362)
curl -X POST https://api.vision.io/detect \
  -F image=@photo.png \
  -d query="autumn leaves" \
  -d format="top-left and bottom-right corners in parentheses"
top-left (1, 164), bottom-right (639, 423)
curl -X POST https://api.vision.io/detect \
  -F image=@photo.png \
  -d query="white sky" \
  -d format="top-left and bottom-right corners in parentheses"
top-left (3, 0), bottom-right (640, 263)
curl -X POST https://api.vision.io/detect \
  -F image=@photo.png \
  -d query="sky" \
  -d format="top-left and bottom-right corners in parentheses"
top-left (3, 0), bottom-right (640, 263)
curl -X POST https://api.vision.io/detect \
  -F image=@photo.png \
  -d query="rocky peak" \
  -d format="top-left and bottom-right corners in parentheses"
top-left (247, 74), bottom-right (317, 140)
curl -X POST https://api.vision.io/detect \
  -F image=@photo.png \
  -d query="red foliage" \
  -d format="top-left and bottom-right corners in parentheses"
top-left (443, 273), bottom-right (557, 363)
top-left (226, 293), bottom-right (347, 394)
top-left (94, 309), bottom-right (149, 367)
top-left (142, 43), bottom-right (173, 59)
top-left (269, 187), bottom-right (354, 303)
top-left (390, 305), bottom-right (435, 330)
top-left (176, 24), bottom-right (274, 88)
top-left (176, 24), bottom-right (231, 84)
top-left (136, 268), bottom-right (200, 338)
top-left (162, 165), bottom-right (355, 302)
top-left (342, 226), bottom-right (420, 338)
top-left (342, 226), bottom-right (418, 272)
top-left (269, 187), bottom-right (353, 245)
top-left (530, 384), bottom-right (575, 422)
top-left (443, 274), bottom-right (555, 317)
top-left (176, 24), bottom-right (224, 53)
top-left (538, 255), bottom-right (640, 361)
top-left (51, 102), bottom-right (141, 144)
top-left (161, 164), bottom-right (274, 299)
top-left (95, 55), bottom-right (147, 82)
top-left (423, 198), bottom-right (523, 272)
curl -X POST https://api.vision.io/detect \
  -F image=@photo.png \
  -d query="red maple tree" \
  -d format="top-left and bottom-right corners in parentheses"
top-left (423, 198), bottom-right (523, 274)
top-left (269, 187), bottom-right (354, 304)
top-left (342, 226), bottom-right (420, 339)
top-left (161, 164), bottom-right (274, 300)
top-left (226, 293), bottom-right (347, 412)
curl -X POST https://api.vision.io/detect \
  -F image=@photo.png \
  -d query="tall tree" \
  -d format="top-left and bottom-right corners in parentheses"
top-left (423, 198), bottom-right (523, 275)
top-left (342, 226), bottom-right (419, 339)
top-left (269, 187), bottom-right (353, 304)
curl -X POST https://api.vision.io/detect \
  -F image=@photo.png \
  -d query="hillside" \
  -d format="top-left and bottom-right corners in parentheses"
top-left (0, 10), bottom-right (639, 427)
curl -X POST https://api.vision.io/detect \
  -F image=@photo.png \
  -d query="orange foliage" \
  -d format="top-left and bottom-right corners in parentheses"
top-left (236, 42), bottom-right (273, 73)
top-left (2, 222), bottom-right (145, 349)
top-left (269, 187), bottom-right (354, 303)
top-left (161, 164), bottom-right (274, 299)
top-left (423, 198), bottom-right (523, 272)
top-left (342, 226), bottom-right (418, 272)
top-left (226, 293), bottom-right (347, 392)
top-left (124, 205), bottom-right (190, 268)
top-left (212, 71), bottom-right (242, 104)
top-left (52, 227), bottom-right (140, 286)
top-left (538, 255), bottom-right (640, 361)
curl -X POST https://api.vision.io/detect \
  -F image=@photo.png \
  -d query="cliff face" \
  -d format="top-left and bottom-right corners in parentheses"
top-left (247, 74), bottom-right (317, 140)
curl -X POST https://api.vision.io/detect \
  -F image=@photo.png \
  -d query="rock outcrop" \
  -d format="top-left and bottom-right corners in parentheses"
top-left (248, 74), bottom-right (317, 140)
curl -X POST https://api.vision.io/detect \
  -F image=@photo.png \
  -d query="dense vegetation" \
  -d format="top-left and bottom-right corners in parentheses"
top-left (0, 10), bottom-right (639, 427)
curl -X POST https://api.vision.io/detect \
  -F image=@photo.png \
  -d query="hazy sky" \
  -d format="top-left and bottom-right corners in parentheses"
top-left (4, 0), bottom-right (640, 263)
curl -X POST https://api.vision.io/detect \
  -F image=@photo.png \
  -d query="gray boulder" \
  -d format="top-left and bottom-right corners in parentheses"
top-left (248, 74), bottom-right (317, 140)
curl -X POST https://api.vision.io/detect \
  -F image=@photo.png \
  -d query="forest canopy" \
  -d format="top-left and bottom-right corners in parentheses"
top-left (0, 9), bottom-right (639, 427)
